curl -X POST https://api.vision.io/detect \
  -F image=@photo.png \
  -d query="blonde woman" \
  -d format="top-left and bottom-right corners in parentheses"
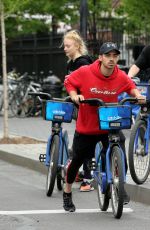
top-left (63, 30), bottom-right (93, 73)
top-left (63, 30), bottom-right (93, 192)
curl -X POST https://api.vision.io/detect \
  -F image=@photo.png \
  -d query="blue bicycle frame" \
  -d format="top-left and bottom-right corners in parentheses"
top-left (45, 123), bottom-right (69, 167)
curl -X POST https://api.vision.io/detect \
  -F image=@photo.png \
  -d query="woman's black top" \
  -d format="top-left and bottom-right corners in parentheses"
top-left (135, 45), bottom-right (150, 70)
top-left (135, 45), bottom-right (150, 82)
top-left (67, 55), bottom-right (93, 74)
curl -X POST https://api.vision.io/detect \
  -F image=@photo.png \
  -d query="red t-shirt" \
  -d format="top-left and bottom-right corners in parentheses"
top-left (64, 60), bottom-right (136, 134)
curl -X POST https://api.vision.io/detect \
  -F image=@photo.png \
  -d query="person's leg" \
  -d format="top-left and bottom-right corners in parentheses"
top-left (79, 135), bottom-right (105, 192)
top-left (63, 131), bottom-right (85, 211)
top-left (63, 132), bottom-right (101, 209)
top-left (80, 159), bottom-right (94, 192)
top-left (83, 159), bottom-right (92, 179)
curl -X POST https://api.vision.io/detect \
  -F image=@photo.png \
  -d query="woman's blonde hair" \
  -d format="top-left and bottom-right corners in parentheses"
top-left (62, 30), bottom-right (88, 56)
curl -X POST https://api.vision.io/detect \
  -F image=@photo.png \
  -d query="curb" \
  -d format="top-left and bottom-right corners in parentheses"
top-left (0, 150), bottom-right (47, 175)
top-left (125, 183), bottom-right (150, 205)
top-left (0, 149), bottom-right (150, 205)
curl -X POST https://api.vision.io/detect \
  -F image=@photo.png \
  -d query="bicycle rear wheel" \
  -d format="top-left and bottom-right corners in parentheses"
top-left (97, 181), bottom-right (110, 211)
top-left (111, 146), bottom-right (124, 219)
top-left (11, 94), bottom-right (34, 118)
top-left (128, 120), bottom-right (150, 184)
top-left (46, 135), bottom-right (59, 196)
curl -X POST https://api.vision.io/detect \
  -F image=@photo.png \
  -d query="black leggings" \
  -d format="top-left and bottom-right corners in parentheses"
top-left (66, 131), bottom-right (127, 184)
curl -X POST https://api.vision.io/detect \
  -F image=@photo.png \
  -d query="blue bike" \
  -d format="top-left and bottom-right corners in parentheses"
top-left (128, 83), bottom-right (150, 184)
top-left (81, 97), bottom-right (137, 219)
top-left (29, 92), bottom-right (74, 196)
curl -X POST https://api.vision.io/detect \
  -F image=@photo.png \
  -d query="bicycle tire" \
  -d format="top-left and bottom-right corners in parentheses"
top-left (57, 130), bottom-right (69, 191)
top-left (111, 146), bottom-right (124, 219)
top-left (97, 179), bottom-right (110, 211)
top-left (46, 135), bottom-right (59, 196)
top-left (128, 119), bottom-right (150, 184)
top-left (96, 149), bottom-right (110, 211)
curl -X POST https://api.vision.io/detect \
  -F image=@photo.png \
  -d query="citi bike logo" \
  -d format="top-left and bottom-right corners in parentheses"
top-left (53, 110), bottom-right (65, 115)
top-left (108, 116), bottom-right (121, 121)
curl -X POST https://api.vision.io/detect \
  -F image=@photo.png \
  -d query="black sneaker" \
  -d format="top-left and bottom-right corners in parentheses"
top-left (123, 190), bottom-right (130, 205)
top-left (63, 192), bottom-right (76, 212)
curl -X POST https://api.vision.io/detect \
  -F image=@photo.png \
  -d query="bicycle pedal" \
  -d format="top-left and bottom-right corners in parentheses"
top-left (89, 158), bottom-right (97, 171)
top-left (39, 154), bottom-right (46, 162)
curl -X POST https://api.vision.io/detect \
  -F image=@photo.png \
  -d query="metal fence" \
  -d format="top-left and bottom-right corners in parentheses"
top-left (5, 33), bottom-right (67, 82)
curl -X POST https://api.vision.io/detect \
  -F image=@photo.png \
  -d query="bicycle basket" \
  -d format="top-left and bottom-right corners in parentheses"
top-left (98, 105), bottom-right (132, 130)
top-left (44, 100), bottom-right (74, 123)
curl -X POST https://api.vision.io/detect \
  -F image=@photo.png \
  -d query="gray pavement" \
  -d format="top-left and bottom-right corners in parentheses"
top-left (0, 116), bottom-right (150, 205)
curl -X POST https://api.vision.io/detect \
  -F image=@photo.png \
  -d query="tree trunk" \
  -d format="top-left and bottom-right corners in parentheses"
top-left (0, 0), bottom-right (9, 138)
top-left (80, 0), bottom-right (88, 40)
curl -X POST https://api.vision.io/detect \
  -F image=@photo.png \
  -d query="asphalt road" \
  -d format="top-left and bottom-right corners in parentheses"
top-left (0, 160), bottom-right (150, 230)
top-left (0, 116), bottom-right (150, 228)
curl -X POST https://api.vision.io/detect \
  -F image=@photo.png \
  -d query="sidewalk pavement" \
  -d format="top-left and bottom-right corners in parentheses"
top-left (0, 131), bottom-right (150, 206)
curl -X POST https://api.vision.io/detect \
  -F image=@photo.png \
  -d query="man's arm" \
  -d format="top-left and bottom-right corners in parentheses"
top-left (128, 64), bottom-right (140, 78)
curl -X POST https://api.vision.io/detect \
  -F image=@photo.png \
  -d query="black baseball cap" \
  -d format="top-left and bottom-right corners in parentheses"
top-left (99, 42), bottom-right (120, 55)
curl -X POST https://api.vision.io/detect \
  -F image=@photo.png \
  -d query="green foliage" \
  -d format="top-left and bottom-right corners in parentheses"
top-left (5, 17), bottom-right (50, 38)
top-left (2, 0), bottom-right (150, 39)
top-left (115, 0), bottom-right (150, 33)
top-left (1, 0), bottom-right (81, 38)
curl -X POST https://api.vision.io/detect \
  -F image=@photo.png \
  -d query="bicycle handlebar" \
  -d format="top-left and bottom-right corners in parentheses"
top-left (136, 82), bottom-right (150, 87)
top-left (80, 98), bottom-right (105, 106)
top-left (80, 97), bottom-right (138, 107)
top-left (28, 92), bottom-right (150, 107)
top-left (28, 92), bottom-right (72, 103)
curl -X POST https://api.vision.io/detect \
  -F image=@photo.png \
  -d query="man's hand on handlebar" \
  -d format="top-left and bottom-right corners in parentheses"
top-left (137, 95), bottom-right (146, 104)
top-left (71, 94), bottom-right (84, 105)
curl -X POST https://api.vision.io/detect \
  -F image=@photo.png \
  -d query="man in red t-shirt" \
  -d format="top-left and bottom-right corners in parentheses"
top-left (63, 42), bottom-right (145, 212)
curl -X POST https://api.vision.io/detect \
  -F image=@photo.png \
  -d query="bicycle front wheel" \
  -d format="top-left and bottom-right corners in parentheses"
top-left (128, 120), bottom-right (150, 184)
top-left (46, 135), bottom-right (59, 196)
top-left (97, 153), bottom-right (110, 211)
top-left (57, 130), bottom-right (69, 191)
top-left (111, 146), bottom-right (124, 219)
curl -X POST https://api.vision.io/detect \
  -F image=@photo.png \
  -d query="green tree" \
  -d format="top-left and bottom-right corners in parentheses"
top-left (116, 0), bottom-right (150, 33)
top-left (4, 0), bottom-right (115, 39)
top-left (5, 0), bottom-right (80, 38)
